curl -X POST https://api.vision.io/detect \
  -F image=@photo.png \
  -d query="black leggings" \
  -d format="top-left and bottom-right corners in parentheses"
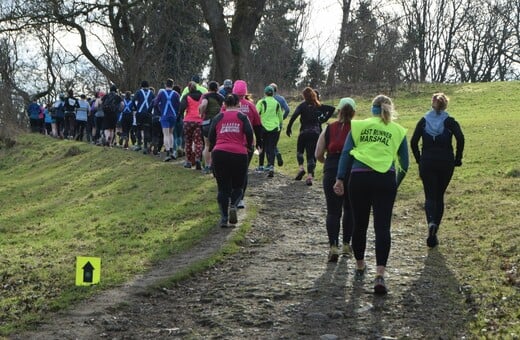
top-left (212, 150), bottom-right (248, 219)
top-left (151, 118), bottom-right (163, 151)
top-left (55, 117), bottom-right (65, 137)
top-left (63, 112), bottom-right (76, 138)
top-left (348, 171), bottom-right (397, 267)
top-left (75, 120), bottom-right (87, 141)
top-left (120, 114), bottom-right (133, 141)
top-left (419, 160), bottom-right (454, 227)
top-left (94, 116), bottom-right (104, 141)
top-left (323, 164), bottom-right (353, 247)
top-left (297, 131), bottom-right (319, 175)
top-left (263, 128), bottom-right (280, 168)
top-left (136, 112), bottom-right (152, 146)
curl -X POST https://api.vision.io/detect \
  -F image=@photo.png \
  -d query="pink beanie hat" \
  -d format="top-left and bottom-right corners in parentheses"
top-left (232, 80), bottom-right (248, 96)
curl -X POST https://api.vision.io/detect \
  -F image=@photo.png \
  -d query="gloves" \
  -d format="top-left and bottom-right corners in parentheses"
top-left (286, 129), bottom-right (292, 137)
top-left (454, 159), bottom-right (462, 167)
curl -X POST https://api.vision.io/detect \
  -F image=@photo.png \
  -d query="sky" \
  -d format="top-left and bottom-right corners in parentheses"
top-left (302, 0), bottom-right (343, 63)
top-left (303, 0), bottom-right (403, 63)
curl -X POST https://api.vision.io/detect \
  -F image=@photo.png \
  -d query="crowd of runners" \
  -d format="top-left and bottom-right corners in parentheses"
top-left (25, 80), bottom-right (464, 295)
top-left (24, 77), bottom-right (291, 175)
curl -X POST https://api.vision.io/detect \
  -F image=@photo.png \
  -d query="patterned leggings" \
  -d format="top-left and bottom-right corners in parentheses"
top-left (183, 121), bottom-right (203, 164)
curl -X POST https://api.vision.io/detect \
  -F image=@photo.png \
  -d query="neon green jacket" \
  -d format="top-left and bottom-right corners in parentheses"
top-left (256, 96), bottom-right (283, 132)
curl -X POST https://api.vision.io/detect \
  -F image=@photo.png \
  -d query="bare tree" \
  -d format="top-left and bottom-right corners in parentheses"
top-left (496, 0), bottom-right (520, 65)
top-left (326, 0), bottom-right (353, 86)
top-left (199, 0), bottom-right (267, 81)
top-left (453, 0), bottom-right (516, 82)
top-left (2, 0), bottom-right (210, 91)
top-left (399, 0), bottom-right (470, 82)
top-left (248, 0), bottom-right (306, 91)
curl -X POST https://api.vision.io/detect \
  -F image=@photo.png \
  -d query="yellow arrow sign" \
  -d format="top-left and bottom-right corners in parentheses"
top-left (75, 256), bottom-right (101, 286)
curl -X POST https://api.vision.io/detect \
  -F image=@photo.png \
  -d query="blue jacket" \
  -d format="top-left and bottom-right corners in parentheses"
top-left (274, 94), bottom-right (290, 119)
top-left (27, 102), bottom-right (41, 119)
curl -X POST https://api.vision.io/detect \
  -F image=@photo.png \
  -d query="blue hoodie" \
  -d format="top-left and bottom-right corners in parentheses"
top-left (424, 110), bottom-right (448, 138)
top-left (410, 109), bottom-right (465, 164)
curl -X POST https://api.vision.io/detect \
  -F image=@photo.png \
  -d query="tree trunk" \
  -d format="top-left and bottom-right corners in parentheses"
top-left (200, 0), bottom-right (266, 81)
top-left (326, 0), bottom-right (352, 87)
top-left (199, 0), bottom-right (233, 81)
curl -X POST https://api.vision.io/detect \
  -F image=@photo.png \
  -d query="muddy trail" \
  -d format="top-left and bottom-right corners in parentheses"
top-left (13, 170), bottom-right (471, 339)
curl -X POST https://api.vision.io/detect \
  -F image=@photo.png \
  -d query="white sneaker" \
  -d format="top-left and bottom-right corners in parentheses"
top-left (237, 200), bottom-right (245, 209)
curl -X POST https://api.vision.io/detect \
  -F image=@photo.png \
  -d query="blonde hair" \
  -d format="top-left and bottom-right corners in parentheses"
top-left (432, 92), bottom-right (449, 112)
top-left (372, 95), bottom-right (396, 124)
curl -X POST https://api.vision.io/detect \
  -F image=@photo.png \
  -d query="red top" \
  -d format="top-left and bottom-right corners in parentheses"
top-left (327, 121), bottom-right (351, 154)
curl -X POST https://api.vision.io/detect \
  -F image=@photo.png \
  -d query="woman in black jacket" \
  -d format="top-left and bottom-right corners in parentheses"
top-left (410, 93), bottom-right (465, 248)
top-left (286, 87), bottom-right (335, 186)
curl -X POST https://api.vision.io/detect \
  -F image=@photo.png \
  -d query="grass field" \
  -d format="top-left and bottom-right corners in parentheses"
top-left (1, 81), bottom-right (519, 337)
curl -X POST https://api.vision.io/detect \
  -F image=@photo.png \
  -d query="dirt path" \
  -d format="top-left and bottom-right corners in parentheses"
top-left (12, 170), bottom-right (471, 339)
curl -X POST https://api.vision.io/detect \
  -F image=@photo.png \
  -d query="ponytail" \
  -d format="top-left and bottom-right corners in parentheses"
top-left (371, 95), bottom-right (396, 125)
top-left (432, 92), bottom-right (449, 112)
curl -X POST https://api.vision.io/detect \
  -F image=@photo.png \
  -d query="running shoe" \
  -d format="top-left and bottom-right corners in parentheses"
top-left (237, 200), bottom-right (245, 209)
top-left (427, 223), bottom-right (439, 248)
top-left (183, 161), bottom-right (192, 168)
top-left (255, 166), bottom-right (265, 172)
top-left (266, 165), bottom-right (274, 178)
top-left (202, 166), bottom-right (212, 175)
top-left (374, 275), bottom-right (388, 295)
top-left (294, 169), bottom-right (306, 180)
top-left (342, 243), bottom-right (353, 256)
top-left (228, 205), bottom-right (238, 224)
top-left (219, 217), bottom-right (228, 228)
top-left (328, 246), bottom-right (339, 263)
top-left (305, 177), bottom-right (313, 186)
top-left (354, 266), bottom-right (366, 280)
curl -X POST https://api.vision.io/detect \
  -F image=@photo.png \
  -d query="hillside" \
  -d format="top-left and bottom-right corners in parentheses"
top-left (1, 82), bottom-right (519, 338)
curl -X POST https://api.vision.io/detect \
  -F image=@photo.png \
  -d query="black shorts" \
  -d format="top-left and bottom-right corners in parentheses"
top-left (102, 111), bottom-right (118, 130)
top-left (136, 112), bottom-right (152, 128)
top-left (201, 119), bottom-right (211, 138)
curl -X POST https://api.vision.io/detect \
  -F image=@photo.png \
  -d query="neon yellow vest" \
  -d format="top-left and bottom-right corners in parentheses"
top-left (350, 117), bottom-right (407, 173)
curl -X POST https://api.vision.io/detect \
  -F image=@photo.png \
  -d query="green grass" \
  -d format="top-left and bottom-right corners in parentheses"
top-left (396, 83), bottom-right (520, 338)
top-left (0, 138), bottom-right (223, 335)
top-left (279, 82), bottom-right (520, 338)
top-left (1, 81), bottom-right (519, 337)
